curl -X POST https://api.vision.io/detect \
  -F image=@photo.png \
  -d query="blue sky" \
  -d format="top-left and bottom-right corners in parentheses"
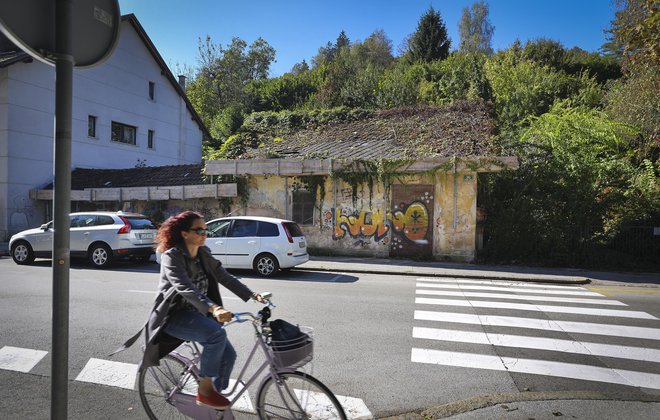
top-left (118, 0), bottom-right (617, 77)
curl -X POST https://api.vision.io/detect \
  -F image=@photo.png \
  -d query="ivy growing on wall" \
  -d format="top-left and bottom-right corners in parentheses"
top-left (293, 175), bottom-right (327, 228)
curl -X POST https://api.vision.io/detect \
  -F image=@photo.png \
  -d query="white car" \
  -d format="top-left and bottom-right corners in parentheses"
top-left (205, 216), bottom-right (309, 277)
top-left (9, 211), bottom-right (157, 268)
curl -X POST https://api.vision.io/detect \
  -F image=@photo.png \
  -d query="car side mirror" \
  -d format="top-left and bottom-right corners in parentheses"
top-left (41, 224), bottom-right (49, 230)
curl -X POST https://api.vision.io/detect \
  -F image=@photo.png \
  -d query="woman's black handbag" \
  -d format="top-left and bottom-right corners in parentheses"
top-left (269, 319), bottom-right (309, 351)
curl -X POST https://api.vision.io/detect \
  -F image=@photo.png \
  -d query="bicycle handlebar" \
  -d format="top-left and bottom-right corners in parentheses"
top-left (223, 294), bottom-right (274, 327)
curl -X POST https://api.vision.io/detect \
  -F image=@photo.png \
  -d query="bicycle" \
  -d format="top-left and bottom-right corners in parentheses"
top-left (137, 292), bottom-right (348, 419)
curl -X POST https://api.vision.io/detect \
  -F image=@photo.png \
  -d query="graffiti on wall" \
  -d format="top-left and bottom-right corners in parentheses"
top-left (331, 200), bottom-right (432, 247)
top-left (390, 200), bottom-right (430, 245)
top-left (333, 208), bottom-right (390, 244)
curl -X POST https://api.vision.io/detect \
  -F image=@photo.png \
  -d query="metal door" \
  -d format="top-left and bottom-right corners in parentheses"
top-left (389, 184), bottom-right (434, 258)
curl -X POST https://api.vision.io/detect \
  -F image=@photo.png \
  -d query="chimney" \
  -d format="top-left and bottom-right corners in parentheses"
top-left (178, 75), bottom-right (186, 92)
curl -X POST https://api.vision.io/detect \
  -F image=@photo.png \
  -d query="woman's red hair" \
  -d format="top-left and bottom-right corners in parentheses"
top-left (155, 211), bottom-right (203, 252)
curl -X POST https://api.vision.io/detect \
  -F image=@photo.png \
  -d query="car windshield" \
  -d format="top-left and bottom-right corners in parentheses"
top-left (283, 222), bottom-right (304, 237)
top-left (126, 217), bottom-right (157, 230)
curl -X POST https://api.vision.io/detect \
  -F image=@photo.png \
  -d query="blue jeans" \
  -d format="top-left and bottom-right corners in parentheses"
top-left (163, 310), bottom-right (236, 393)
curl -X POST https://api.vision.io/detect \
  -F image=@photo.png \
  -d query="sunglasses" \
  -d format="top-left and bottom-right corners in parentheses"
top-left (189, 228), bottom-right (209, 236)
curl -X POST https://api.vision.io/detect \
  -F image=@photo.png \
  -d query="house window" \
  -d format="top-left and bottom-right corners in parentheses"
top-left (111, 121), bottom-right (137, 145)
top-left (88, 115), bottom-right (97, 137)
top-left (292, 190), bottom-right (315, 225)
top-left (148, 81), bottom-right (155, 100)
top-left (147, 130), bottom-right (154, 149)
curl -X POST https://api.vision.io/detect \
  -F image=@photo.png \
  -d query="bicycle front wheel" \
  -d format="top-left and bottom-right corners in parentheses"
top-left (256, 371), bottom-right (347, 420)
top-left (138, 355), bottom-right (199, 420)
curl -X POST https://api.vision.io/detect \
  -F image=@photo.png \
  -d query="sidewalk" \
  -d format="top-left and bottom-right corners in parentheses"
top-left (298, 256), bottom-right (660, 286)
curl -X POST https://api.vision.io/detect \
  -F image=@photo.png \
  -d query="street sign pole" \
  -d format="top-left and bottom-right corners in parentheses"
top-left (52, 1), bottom-right (73, 418)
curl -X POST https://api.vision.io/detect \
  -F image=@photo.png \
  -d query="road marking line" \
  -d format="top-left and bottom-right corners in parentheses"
top-left (415, 297), bottom-right (658, 319)
top-left (126, 289), bottom-right (157, 295)
top-left (416, 289), bottom-right (625, 306)
top-left (224, 379), bottom-right (255, 413)
top-left (0, 346), bottom-right (48, 373)
top-left (413, 327), bottom-right (660, 363)
top-left (417, 278), bottom-right (584, 290)
top-left (334, 395), bottom-right (373, 419)
top-left (411, 348), bottom-right (660, 390)
top-left (75, 358), bottom-right (138, 390)
top-left (414, 310), bottom-right (660, 340)
top-left (417, 282), bottom-right (603, 296)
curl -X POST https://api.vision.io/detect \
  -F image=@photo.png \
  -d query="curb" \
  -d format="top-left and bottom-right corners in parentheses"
top-left (295, 265), bottom-right (590, 285)
top-left (380, 390), bottom-right (660, 419)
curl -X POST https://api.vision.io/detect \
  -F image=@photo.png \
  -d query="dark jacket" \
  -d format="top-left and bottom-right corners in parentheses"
top-left (113, 244), bottom-right (254, 369)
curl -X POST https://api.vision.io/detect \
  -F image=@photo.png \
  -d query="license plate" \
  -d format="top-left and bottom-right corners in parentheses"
top-left (299, 241), bottom-right (306, 248)
top-left (139, 233), bottom-right (154, 240)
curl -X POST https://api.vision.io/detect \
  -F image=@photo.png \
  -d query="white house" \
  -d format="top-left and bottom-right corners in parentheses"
top-left (0, 14), bottom-right (209, 241)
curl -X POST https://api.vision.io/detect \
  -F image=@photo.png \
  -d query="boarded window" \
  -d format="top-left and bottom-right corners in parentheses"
top-left (292, 190), bottom-right (315, 225)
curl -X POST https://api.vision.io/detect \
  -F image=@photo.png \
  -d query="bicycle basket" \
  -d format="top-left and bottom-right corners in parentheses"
top-left (268, 319), bottom-right (313, 369)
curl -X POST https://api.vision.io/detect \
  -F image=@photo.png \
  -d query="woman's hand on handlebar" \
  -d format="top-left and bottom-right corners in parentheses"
top-left (252, 292), bottom-right (267, 304)
top-left (210, 305), bottom-right (233, 323)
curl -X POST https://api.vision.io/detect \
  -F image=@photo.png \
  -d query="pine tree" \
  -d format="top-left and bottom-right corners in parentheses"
top-left (408, 6), bottom-right (451, 62)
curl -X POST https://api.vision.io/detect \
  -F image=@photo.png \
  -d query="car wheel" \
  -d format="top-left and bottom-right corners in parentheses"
top-left (88, 243), bottom-right (113, 268)
top-left (11, 241), bottom-right (35, 265)
top-left (253, 253), bottom-right (279, 277)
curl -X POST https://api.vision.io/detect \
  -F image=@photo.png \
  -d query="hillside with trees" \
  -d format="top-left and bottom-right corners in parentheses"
top-left (185, 1), bottom-right (659, 269)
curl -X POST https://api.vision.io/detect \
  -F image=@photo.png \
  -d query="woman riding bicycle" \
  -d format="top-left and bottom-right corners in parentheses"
top-left (117, 210), bottom-right (264, 410)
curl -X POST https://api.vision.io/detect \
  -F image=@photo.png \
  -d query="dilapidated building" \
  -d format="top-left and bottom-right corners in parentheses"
top-left (206, 102), bottom-right (517, 262)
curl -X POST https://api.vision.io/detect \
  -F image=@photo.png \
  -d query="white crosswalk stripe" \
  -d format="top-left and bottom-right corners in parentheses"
top-left (416, 297), bottom-right (657, 319)
top-left (411, 278), bottom-right (660, 390)
top-left (416, 289), bottom-right (627, 306)
top-left (414, 310), bottom-right (660, 340)
top-left (416, 281), bottom-right (604, 296)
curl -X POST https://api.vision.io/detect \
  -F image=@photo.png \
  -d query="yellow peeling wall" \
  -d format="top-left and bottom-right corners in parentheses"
top-left (117, 172), bottom-right (477, 261)
top-left (236, 173), bottom-right (477, 262)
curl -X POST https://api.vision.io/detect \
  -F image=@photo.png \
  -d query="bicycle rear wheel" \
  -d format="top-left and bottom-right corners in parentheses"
top-left (256, 371), bottom-right (347, 420)
top-left (138, 354), bottom-right (199, 419)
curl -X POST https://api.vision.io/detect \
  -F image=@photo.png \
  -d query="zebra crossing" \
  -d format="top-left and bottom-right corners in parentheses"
top-left (410, 277), bottom-right (660, 390)
top-left (0, 346), bottom-right (372, 419)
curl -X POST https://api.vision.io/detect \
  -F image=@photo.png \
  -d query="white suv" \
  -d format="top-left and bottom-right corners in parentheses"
top-left (9, 211), bottom-right (157, 268)
top-left (205, 216), bottom-right (309, 277)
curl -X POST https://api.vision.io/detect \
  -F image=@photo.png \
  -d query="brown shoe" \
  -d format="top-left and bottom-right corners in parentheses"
top-left (196, 389), bottom-right (230, 409)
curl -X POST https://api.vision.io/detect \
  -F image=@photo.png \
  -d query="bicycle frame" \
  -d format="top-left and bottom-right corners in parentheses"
top-left (151, 314), bottom-right (302, 419)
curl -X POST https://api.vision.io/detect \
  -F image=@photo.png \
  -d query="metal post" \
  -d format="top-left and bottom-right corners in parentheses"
top-left (52, 0), bottom-right (73, 418)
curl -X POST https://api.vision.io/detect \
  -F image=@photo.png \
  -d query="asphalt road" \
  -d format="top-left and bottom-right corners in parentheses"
top-left (1, 258), bottom-right (660, 419)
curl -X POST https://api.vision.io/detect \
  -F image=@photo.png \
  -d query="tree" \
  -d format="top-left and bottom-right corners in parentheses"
top-left (458, 1), bottom-right (494, 55)
top-left (407, 6), bottom-right (451, 63)
top-left (522, 38), bottom-right (567, 70)
top-left (602, 0), bottom-right (659, 156)
top-left (479, 106), bottom-right (656, 267)
top-left (485, 50), bottom-right (576, 131)
top-left (353, 29), bottom-right (394, 69)
top-left (418, 52), bottom-right (491, 105)
top-left (312, 31), bottom-right (351, 67)
top-left (186, 35), bottom-right (275, 145)
top-left (603, 0), bottom-right (659, 67)
top-left (290, 60), bottom-right (310, 75)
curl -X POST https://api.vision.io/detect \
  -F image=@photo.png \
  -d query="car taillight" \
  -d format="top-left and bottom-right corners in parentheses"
top-left (282, 222), bottom-right (293, 243)
top-left (117, 216), bottom-right (131, 234)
